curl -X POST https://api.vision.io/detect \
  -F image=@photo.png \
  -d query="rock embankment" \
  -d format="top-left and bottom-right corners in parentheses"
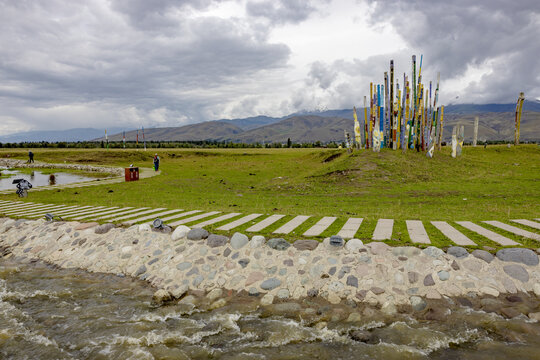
top-left (0, 159), bottom-right (123, 176)
top-left (1, 217), bottom-right (540, 319)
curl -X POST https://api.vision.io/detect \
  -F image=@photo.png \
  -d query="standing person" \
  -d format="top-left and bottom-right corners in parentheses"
top-left (153, 153), bottom-right (160, 171)
top-left (28, 150), bottom-right (34, 163)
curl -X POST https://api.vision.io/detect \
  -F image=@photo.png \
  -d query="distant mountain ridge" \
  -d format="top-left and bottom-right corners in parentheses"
top-left (2, 101), bottom-right (539, 143)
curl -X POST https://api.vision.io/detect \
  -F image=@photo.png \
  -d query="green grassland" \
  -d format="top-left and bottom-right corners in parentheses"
top-left (0, 145), bottom-right (539, 246)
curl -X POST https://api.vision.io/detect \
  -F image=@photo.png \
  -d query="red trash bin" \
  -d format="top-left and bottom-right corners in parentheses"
top-left (125, 167), bottom-right (139, 182)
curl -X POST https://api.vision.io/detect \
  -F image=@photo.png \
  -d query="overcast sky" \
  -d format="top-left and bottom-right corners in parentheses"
top-left (1, 0), bottom-right (539, 134)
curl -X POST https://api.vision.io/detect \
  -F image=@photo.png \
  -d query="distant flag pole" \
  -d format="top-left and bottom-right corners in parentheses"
top-left (123, 131), bottom-right (126, 149)
top-left (136, 129), bottom-right (139, 150)
top-left (142, 126), bottom-right (146, 151)
top-left (105, 129), bottom-right (108, 150)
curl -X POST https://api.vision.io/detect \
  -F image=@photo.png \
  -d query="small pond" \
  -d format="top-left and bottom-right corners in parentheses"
top-left (0, 168), bottom-right (103, 191)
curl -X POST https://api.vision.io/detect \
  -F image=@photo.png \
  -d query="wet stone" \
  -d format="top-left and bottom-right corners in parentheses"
top-left (134, 265), bottom-right (147, 277)
top-left (192, 275), bottom-right (204, 287)
top-left (307, 289), bottom-right (319, 297)
top-left (506, 295), bottom-right (523, 303)
top-left (277, 289), bottom-right (290, 299)
top-left (424, 274), bottom-right (435, 286)
top-left (248, 287), bottom-right (260, 296)
top-left (410, 296), bottom-right (427, 311)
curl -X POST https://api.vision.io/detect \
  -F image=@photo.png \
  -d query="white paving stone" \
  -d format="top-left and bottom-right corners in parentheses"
top-left (169, 211), bottom-right (221, 227)
top-left (50, 205), bottom-right (95, 216)
top-left (483, 220), bottom-right (540, 241)
top-left (431, 221), bottom-right (476, 246)
top-left (303, 216), bottom-right (337, 236)
top-left (108, 208), bottom-right (167, 222)
top-left (512, 219), bottom-right (540, 230)
top-left (406, 220), bottom-right (430, 244)
top-left (372, 219), bottom-right (394, 240)
top-left (1, 203), bottom-right (43, 213)
top-left (61, 206), bottom-right (110, 218)
top-left (216, 213), bottom-right (263, 231)
top-left (456, 221), bottom-right (518, 246)
top-left (95, 207), bottom-right (154, 221)
top-left (273, 215), bottom-right (310, 234)
top-left (27, 205), bottom-right (82, 218)
top-left (124, 209), bottom-right (185, 225)
top-left (245, 214), bottom-right (285, 232)
top-left (337, 218), bottom-right (363, 239)
top-left (6, 204), bottom-right (67, 216)
top-left (193, 213), bottom-right (241, 228)
top-left (73, 207), bottom-right (132, 220)
top-left (157, 210), bottom-right (202, 224)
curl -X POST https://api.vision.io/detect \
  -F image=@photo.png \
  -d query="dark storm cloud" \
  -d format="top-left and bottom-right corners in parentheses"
top-left (366, 0), bottom-right (540, 102)
top-left (0, 0), bottom-right (290, 131)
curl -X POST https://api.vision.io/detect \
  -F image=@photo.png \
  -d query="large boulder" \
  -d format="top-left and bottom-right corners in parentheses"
top-left (293, 239), bottom-right (319, 251)
top-left (172, 225), bottom-right (190, 240)
top-left (187, 228), bottom-right (209, 240)
top-left (207, 234), bottom-right (229, 248)
top-left (447, 246), bottom-right (469, 258)
top-left (231, 232), bottom-right (249, 249)
top-left (267, 238), bottom-right (290, 251)
top-left (496, 248), bottom-right (539, 266)
top-left (95, 223), bottom-right (115, 234)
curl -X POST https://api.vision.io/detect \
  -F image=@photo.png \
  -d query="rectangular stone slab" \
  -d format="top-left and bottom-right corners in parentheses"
top-left (1, 203), bottom-right (46, 213)
top-left (456, 221), bottom-right (518, 246)
top-left (245, 214), bottom-right (285, 232)
top-left (72, 207), bottom-right (132, 220)
top-left (27, 205), bottom-right (83, 218)
top-left (96, 207), bottom-right (157, 221)
top-left (431, 221), bottom-right (475, 246)
top-left (60, 206), bottom-right (110, 218)
top-left (303, 216), bottom-right (337, 236)
top-left (372, 219), bottom-right (394, 240)
top-left (157, 210), bottom-right (202, 223)
top-left (124, 209), bottom-right (185, 225)
top-left (169, 211), bottom-right (221, 227)
top-left (483, 220), bottom-right (540, 241)
top-left (104, 208), bottom-right (167, 222)
top-left (406, 220), bottom-right (430, 244)
top-left (273, 215), bottom-right (310, 234)
top-left (49, 205), bottom-right (95, 216)
top-left (7, 204), bottom-right (68, 216)
top-left (512, 219), bottom-right (540, 231)
top-left (193, 213), bottom-right (242, 228)
top-left (337, 218), bottom-right (363, 239)
top-left (216, 213), bottom-right (263, 231)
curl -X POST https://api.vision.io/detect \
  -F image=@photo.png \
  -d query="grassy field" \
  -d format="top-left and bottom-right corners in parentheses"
top-left (0, 145), bottom-right (539, 246)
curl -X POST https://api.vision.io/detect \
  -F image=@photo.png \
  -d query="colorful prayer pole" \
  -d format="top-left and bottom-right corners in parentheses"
top-left (515, 92), bottom-right (525, 146)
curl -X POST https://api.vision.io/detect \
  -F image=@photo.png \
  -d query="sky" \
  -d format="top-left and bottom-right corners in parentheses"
top-left (0, 0), bottom-right (539, 134)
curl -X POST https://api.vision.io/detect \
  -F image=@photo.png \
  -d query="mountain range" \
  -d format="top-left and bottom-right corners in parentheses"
top-left (2, 101), bottom-right (539, 143)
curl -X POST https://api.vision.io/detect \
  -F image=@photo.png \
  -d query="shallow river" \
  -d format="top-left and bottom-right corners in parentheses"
top-left (1, 258), bottom-right (540, 359)
top-left (0, 169), bottom-right (98, 191)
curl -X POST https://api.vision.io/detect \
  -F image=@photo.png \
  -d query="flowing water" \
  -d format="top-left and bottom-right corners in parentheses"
top-left (0, 169), bottom-right (99, 191)
top-left (2, 258), bottom-right (540, 359)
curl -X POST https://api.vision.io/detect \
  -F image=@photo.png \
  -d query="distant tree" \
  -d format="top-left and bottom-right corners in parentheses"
top-left (287, 138), bottom-right (291, 148)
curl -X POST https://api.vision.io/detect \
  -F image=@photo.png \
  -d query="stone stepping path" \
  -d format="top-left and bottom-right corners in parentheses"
top-left (372, 219), bottom-right (394, 240)
top-left (512, 219), bottom-right (540, 231)
top-left (109, 208), bottom-right (167, 222)
top-left (123, 209), bottom-right (184, 225)
top-left (216, 214), bottom-right (263, 231)
top-left (94, 207), bottom-right (152, 221)
top-left (193, 213), bottom-right (242, 228)
top-left (273, 215), bottom-right (310, 234)
top-left (1, 200), bottom-right (538, 248)
top-left (156, 210), bottom-right (202, 224)
top-left (456, 221), bottom-right (518, 246)
top-left (431, 221), bottom-right (475, 246)
top-left (169, 211), bottom-right (221, 227)
top-left (303, 216), bottom-right (337, 237)
top-left (406, 220), bottom-right (430, 244)
top-left (60, 206), bottom-right (110, 218)
top-left (246, 214), bottom-right (285, 232)
top-left (337, 218), bottom-right (363, 239)
top-left (483, 220), bottom-right (540, 241)
top-left (73, 207), bottom-right (134, 221)
top-left (66, 207), bottom-right (122, 220)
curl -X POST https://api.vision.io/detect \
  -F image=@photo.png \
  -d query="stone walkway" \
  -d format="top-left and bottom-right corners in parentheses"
top-left (0, 200), bottom-right (538, 248)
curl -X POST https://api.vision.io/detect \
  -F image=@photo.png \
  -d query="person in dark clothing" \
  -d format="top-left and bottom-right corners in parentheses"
top-left (153, 154), bottom-right (160, 171)
top-left (28, 151), bottom-right (34, 163)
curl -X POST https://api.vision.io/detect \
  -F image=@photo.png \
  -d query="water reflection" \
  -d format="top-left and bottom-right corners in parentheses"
top-left (48, 174), bottom-right (56, 185)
